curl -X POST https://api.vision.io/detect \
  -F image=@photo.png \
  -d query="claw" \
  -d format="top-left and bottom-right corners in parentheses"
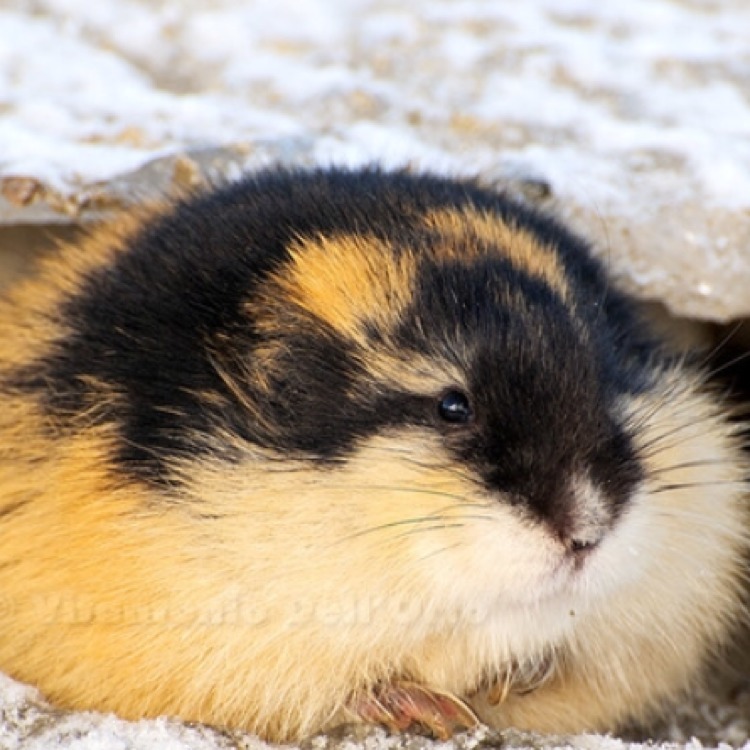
top-left (348, 681), bottom-right (479, 739)
top-left (484, 656), bottom-right (555, 706)
top-left (486, 670), bottom-right (513, 706)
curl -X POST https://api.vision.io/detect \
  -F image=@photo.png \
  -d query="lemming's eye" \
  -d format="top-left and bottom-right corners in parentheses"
top-left (437, 389), bottom-right (473, 424)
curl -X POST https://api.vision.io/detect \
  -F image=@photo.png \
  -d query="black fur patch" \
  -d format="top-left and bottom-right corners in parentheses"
top-left (9, 167), bottom-right (657, 512)
top-left (396, 252), bottom-right (645, 531)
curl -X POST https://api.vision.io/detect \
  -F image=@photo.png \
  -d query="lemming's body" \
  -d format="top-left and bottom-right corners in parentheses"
top-left (0, 168), bottom-right (746, 741)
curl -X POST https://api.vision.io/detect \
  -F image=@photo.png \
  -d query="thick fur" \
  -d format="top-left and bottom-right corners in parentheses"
top-left (0, 167), bottom-right (746, 741)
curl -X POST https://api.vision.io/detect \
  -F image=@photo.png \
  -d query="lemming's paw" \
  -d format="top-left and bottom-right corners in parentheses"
top-left (348, 681), bottom-right (479, 739)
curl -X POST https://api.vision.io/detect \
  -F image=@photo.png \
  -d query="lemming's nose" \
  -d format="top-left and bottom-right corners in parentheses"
top-left (566, 535), bottom-right (602, 555)
top-left (557, 477), bottom-right (610, 555)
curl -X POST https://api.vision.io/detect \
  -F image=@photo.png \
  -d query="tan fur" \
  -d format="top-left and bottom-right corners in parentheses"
top-left (424, 207), bottom-right (570, 300)
top-left (264, 234), bottom-right (417, 347)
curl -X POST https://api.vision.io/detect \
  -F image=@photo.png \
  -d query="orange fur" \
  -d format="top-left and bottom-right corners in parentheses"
top-left (266, 234), bottom-right (418, 346)
top-left (424, 207), bottom-right (571, 301)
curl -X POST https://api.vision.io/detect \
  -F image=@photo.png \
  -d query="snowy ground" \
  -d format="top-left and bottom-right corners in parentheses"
top-left (1, 1), bottom-right (749, 748)
top-left (1, 670), bottom-right (748, 750)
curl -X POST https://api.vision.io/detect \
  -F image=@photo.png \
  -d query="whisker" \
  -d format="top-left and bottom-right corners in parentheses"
top-left (649, 479), bottom-right (746, 495)
top-left (317, 484), bottom-right (481, 508)
top-left (355, 444), bottom-right (479, 485)
top-left (396, 522), bottom-right (468, 536)
top-left (637, 424), bottom-right (748, 464)
top-left (338, 507), bottom-right (497, 544)
top-left (693, 320), bottom-right (744, 371)
top-left (645, 458), bottom-right (744, 478)
top-left (365, 485), bottom-right (471, 502)
top-left (621, 384), bottom-right (710, 448)
top-left (702, 345), bottom-right (750, 382)
top-left (636, 417), bottom-right (716, 456)
top-left (339, 516), bottom-right (450, 543)
top-left (395, 514), bottom-right (499, 537)
top-left (650, 509), bottom-right (747, 538)
top-left (415, 541), bottom-right (466, 563)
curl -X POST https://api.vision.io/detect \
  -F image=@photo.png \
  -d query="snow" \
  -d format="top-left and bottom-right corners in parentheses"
top-left (1, 0), bottom-right (748, 201)
top-left (1, 667), bottom-right (748, 750)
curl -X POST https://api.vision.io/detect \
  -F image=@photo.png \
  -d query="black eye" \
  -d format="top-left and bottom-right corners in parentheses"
top-left (437, 389), bottom-right (473, 424)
